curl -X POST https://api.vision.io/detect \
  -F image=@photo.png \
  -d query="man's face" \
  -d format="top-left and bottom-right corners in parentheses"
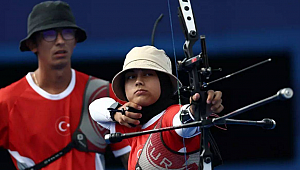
top-left (124, 69), bottom-right (161, 107)
top-left (32, 28), bottom-right (77, 69)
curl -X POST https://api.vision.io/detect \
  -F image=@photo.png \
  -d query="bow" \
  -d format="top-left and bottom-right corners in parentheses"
top-left (167, 0), bottom-right (214, 169)
top-left (167, 1), bottom-right (293, 169)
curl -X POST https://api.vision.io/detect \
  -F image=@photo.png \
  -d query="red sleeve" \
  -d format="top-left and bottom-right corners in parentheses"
top-left (113, 123), bottom-right (138, 145)
top-left (110, 123), bottom-right (137, 156)
top-left (0, 77), bottom-right (29, 149)
top-left (161, 105), bottom-right (200, 152)
top-left (110, 138), bottom-right (130, 151)
top-left (0, 89), bottom-right (9, 148)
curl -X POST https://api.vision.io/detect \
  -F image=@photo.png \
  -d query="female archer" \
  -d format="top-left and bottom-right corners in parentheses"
top-left (89, 45), bottom-right (223, 169)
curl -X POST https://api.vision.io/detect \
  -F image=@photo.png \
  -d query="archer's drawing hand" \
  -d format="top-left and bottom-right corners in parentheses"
top-left (190, 90), bottom-right (224, 115)
top-left (114, 102), bottom-right (142, 128)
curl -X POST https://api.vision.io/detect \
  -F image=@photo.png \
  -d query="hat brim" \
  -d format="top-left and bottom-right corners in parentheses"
top-left (19, 21), bottom-right (87, 52)
top-left (112, 61), bottom-right (182, 101)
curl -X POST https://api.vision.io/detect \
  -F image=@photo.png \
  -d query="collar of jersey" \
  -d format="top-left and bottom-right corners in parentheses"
top-left (26, 69), bottom-right (76, 100)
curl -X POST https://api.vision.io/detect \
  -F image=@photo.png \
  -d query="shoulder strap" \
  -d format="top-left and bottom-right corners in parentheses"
top-left (72, 76), bottom-right (110, 153)
top-left (24, 142), bottom-right (75, 170)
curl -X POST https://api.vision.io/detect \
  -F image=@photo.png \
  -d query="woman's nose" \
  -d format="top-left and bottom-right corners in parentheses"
top-left (135, 76), bottom-right (144, 86)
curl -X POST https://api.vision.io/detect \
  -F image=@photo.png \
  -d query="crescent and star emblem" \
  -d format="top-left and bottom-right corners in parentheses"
top-left (55, 116), bottom-right (71, 136)
top-left (58, 121), bottom-right (70, 132)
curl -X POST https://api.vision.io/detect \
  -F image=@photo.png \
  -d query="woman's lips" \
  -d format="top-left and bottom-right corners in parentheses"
top-left (135, 89), bottom-right (147, 95)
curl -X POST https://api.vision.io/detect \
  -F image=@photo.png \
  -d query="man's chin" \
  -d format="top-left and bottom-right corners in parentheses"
top-left (51, 62), bottom-right (69, 70)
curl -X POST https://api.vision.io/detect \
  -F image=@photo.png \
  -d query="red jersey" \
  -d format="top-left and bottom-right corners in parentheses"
top-left (0, 70), bottom-right (130, 170)
top-left (110, 105), bottom-right (200, 170)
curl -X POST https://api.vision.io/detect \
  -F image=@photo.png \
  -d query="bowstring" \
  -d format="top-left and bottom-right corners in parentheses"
top-left (166, 0), bottom-right (181, 106)
top-left (167, 0), bottom-right (188, 169)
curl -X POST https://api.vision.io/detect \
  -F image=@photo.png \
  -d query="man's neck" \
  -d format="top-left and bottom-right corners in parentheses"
top-left (34, 67), bottom-right (73, 94)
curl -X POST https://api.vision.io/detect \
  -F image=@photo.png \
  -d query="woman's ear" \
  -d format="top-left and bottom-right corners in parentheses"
top-left (26, 39), bottom-right (38, 53)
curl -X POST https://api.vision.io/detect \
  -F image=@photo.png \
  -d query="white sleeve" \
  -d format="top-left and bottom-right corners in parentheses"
top-left (112, 146), bottom-right (132, 157)
top-left (89, 97), bottom-right (116, 130)
top-left (173, 104), bottom-right (201, 138)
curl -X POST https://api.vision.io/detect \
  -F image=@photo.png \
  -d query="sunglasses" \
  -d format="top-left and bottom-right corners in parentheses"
top-left (41, 28), bottom-right (76, 42)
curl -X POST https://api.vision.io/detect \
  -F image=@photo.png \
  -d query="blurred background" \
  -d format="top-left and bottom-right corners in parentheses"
top-left (0, 0), bottom-right (298, 169)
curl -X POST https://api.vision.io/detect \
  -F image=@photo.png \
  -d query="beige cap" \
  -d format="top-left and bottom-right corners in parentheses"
top-left (112, 45), bottom-right (182, 101)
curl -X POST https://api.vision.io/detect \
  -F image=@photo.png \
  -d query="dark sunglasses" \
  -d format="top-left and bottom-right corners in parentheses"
top-left (41, 28), bottom-right (76, 42)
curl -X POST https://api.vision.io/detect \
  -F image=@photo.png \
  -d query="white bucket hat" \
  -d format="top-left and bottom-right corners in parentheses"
top-left (112, 45), bottom-right (182, 101)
